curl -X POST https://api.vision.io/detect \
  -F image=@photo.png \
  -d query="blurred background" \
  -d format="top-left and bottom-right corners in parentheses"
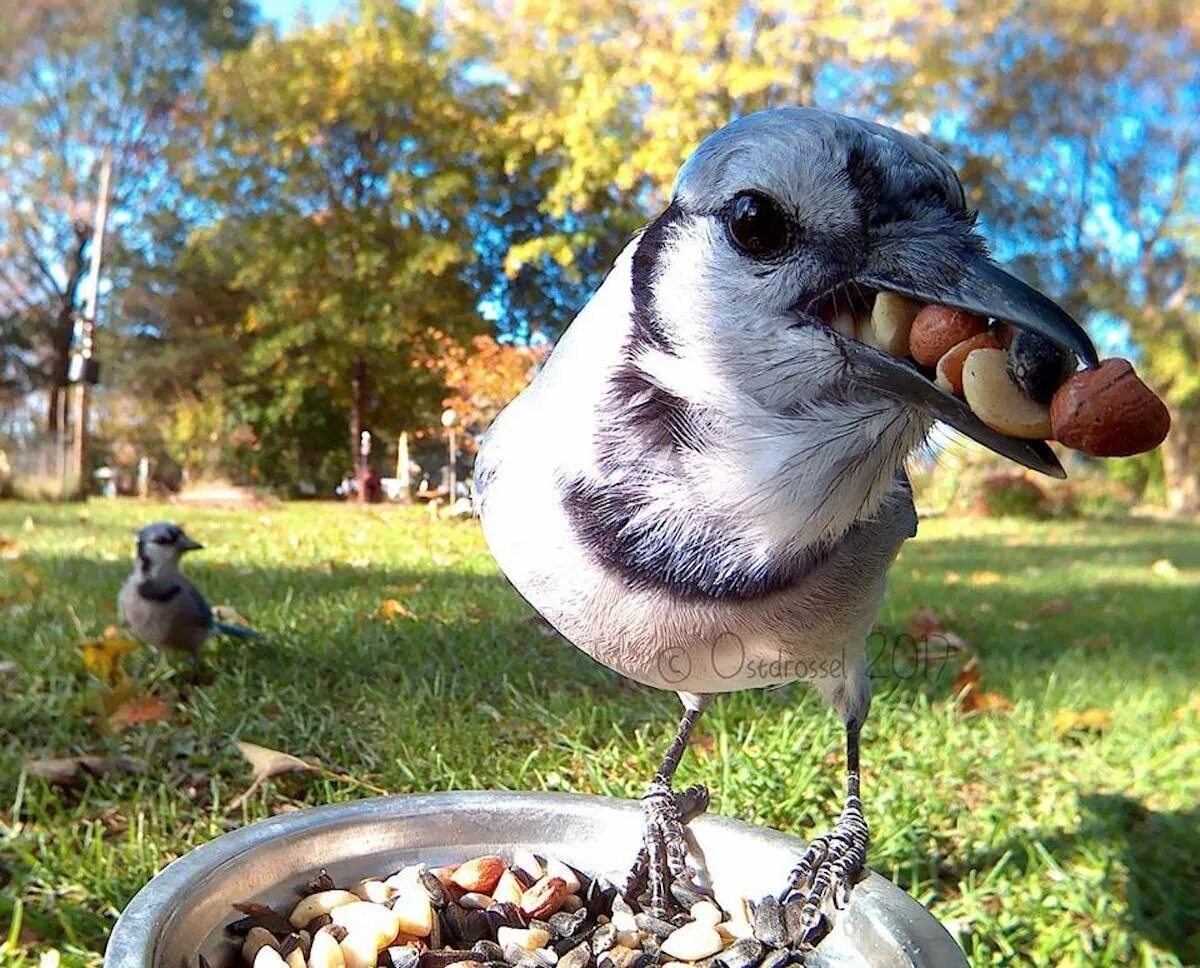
top-left (1, 0), bottom-right (1197, 514)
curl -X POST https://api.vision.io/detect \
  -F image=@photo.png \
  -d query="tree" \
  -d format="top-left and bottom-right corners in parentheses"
top-left (448, 0), bottom-right (952, 320)
top-left (0, 0), bottom-right (256, 438)
top-left (185, 3), bottom-right (493, 495)
top-left (899, 0), bottom-right (1200, 510)
top-left (432, 333), bottom-right (545, 447)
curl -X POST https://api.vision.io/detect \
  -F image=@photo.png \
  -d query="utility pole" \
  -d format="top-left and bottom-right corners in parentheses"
top-left (67, 148), bottom-right (113, 498)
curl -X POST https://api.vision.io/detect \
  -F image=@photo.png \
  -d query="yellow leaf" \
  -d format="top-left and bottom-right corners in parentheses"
top-left (968, 570), bottom-right (1002, 587)
top-left (1151, 558), bottom-right (1180, 578)
top-left (379, 598), bottom-right (415, 619)
top-left (1052, 708), bottom-right (1113, 737)
top-left (79, 633), bottom-right (140, 687)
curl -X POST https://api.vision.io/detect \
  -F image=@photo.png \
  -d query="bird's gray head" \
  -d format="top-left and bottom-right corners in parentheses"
top-left (135, 522), bottom-right (203, 576)
top-left (627, 107), bottom-right (1096, 477)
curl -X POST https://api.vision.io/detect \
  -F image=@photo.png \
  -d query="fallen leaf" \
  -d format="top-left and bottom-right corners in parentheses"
top-left (235, 741), bottom-right (314, 782)
top-left (969, 570), bottom-right (1002, 587)
top-left (914, 631), bottom-right (966, 662)
top-left (1052, 708), bottom-right (1113, 738)
top-left (1037, 598), bottom-right (1071, 618)
top-left (907, 605), bottom-right (943, 639)
top-left (79, 632), bottom-right (140, 687)
top-left (953, 657), bottom-right (1012, 716)
top-left (1151, 558), bottom-right (1180, 578)
top-left (229, 740), bottom-right (316, 812)
top-left (944, 571), bottom-right (962, 585)
top-left (1012, 620), bottom-right (1032, 631)
top-left (1172, 696), bottom-right (1200, 722)
top-left (97, 674), bottom-right (137, 716)
top-left (108, 694), bottom-right (172, 732)
top-left (379, 598), bottom-right (415, 619)
top-left (26, 755), bottom-right (144, 786)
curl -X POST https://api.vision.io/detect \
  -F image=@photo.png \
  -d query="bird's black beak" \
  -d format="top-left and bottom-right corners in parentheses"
top-left (180, 536), bottom-right (204, 552)
top-left (855, 253), bottom-right (1099, 479)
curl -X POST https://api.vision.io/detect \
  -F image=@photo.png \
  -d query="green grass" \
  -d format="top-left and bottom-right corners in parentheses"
top-left (1, 500), bottom-right (1198, 966)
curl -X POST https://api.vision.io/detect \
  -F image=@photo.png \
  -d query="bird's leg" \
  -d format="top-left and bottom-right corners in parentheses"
top-left (779, 718), bottom-right (869, 942)
top-left (625, 695), bottom-right (711, 916)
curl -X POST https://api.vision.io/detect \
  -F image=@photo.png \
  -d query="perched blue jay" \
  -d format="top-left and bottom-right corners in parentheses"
top-left (475, 109), bottom-right (1096, 935)
top-left (118, 522), bottom-right (260, 665)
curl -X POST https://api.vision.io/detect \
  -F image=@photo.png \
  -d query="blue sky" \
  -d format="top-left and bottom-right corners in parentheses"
top-left (258, 0), bottom-right (346, 32)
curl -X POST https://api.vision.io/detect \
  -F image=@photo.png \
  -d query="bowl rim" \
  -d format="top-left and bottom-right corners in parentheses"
top-left (106, 790), bottom-right (964, 967)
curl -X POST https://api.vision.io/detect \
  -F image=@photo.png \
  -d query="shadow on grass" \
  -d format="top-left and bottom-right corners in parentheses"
top-left (947, 793), bottom-right (1200, 963)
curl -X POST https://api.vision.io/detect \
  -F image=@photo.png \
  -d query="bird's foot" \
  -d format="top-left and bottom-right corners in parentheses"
top-left (776, 795), bottom-right (869, 946)
top-left (624, 780), bottom-right (709, 917)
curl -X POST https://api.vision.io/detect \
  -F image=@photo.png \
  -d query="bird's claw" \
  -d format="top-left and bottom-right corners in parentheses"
top-left (624, 781), bottom-right (709, 916)
top-left (777, 795), bottom-right (868, 945)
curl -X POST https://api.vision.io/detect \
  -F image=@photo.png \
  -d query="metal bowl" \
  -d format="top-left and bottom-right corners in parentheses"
top-left (106, 791), bottom-right (965, 967)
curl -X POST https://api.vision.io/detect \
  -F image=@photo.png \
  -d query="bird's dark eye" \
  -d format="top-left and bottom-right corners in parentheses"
top-left (153, 535), bottom-right (173, 545)
top-left (726, 192), bottom-right (790, 257)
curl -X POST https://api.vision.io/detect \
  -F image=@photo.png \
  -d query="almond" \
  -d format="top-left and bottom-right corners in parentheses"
top-left (909, 305), bottom-right (987, 368)
top-left (449, 855), bottom-right (506, 894)
top-left (519, 875), bottom-right (569, 919)
top-left (935, 331), bottom-right (1003, 396)
top-left (1050, 358), bottom-right (1170, 457)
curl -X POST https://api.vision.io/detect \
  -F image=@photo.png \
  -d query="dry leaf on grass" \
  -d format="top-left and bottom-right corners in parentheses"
top-left (228, 740), bottom-right (316, 812)
top-left (108, 695), bottom-right (172, 732)
top-left (907, 605), bottom-right (943, 639)
top-left (1151, 558), bottom-right (1180, 578)
top-left (1036, 598), bottom-right (1071, 618)
top-left (953, 657), bottom-right (1012, 716)
top-left (236, 740), bottom-right (314, 781)
top-left (1052, 708), bottom-right (1113, 738)
top-left (26, 754), bottom-right (144, 786)
top-left (968, 570), bottom-right (1002, 587)
top-left (1172, 696), bottom-right (1200, 722)
top-left (79, 632), bottom-right (140, 688)
top-left (379, 598), bottom-right (416, 619)
top-left (228, 740), bottom-right (388, 813)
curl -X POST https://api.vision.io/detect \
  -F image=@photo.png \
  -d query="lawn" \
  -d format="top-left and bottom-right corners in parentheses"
top-left (1, 500), bottom-right (1197, 966)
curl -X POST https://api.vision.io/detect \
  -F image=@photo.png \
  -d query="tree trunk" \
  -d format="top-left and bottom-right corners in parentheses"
top-left (350, 355), bottom-right (368, 504)
top-left (1161, 403), bottom-right (1200, 515)
top-left (46, 222), bottom-right (92, 435)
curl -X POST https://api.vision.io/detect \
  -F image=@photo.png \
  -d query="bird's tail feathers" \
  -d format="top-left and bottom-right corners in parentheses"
top-left (213, 620), bottom-right (262, 640)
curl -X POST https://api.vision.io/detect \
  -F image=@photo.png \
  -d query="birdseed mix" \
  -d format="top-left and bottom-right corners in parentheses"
top-left (213, 850), bottom-right (824, 968)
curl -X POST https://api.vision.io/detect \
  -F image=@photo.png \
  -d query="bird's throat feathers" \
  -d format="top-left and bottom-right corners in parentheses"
top-left (554, 226), bottom-right (926, 599)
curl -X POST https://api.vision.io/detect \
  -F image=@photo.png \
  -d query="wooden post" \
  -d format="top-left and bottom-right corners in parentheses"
top-left (396, 431), bottom-right (411, 502)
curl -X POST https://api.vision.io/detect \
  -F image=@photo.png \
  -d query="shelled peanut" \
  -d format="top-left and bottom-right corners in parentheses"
top-left (846, 290), bottom-right (1169, 457)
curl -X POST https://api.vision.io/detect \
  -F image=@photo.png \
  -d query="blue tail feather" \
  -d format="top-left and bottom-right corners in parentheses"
top-left (213, 620), bottom-right (262, 639)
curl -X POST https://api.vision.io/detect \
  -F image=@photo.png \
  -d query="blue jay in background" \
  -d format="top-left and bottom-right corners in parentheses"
top-left (118, 522), bottom-right (260, 664)
top-left (476, 108), bottom-right (1097, 937)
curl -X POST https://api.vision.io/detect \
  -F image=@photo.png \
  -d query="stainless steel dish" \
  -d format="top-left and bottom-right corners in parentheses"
top-left (105, 791), bottom-right (965, 967)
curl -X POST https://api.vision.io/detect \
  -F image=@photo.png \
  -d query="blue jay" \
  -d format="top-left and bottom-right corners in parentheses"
top-left (475, 109), bottom-right (1096, 934)
top-left (118, 522), bottom-right (260, 665)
